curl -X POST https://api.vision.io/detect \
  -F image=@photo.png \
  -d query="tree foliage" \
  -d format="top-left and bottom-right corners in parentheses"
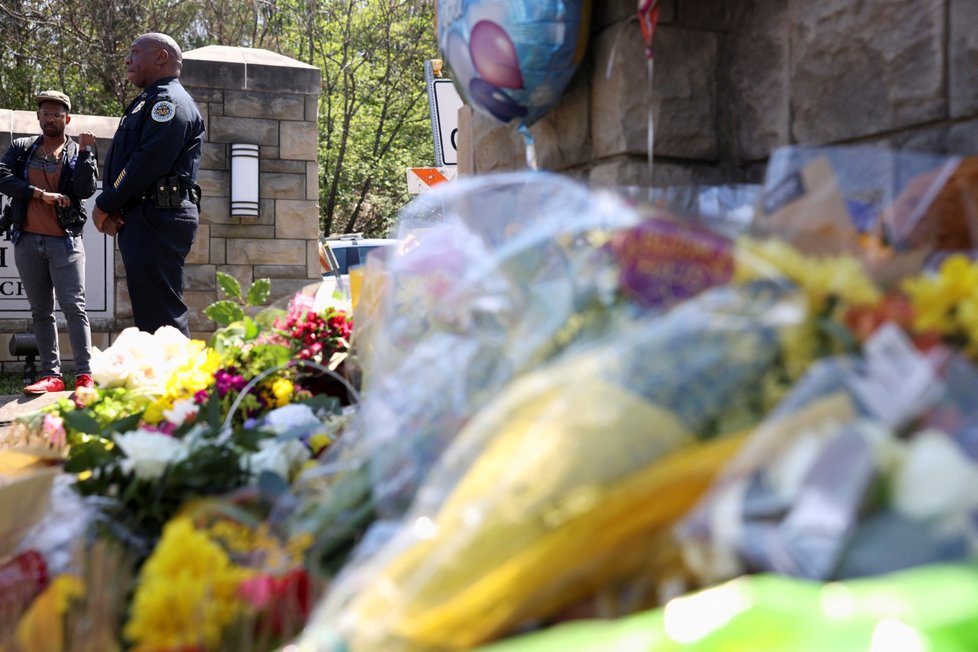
top-left (0, 0), bottom-right (437, 237)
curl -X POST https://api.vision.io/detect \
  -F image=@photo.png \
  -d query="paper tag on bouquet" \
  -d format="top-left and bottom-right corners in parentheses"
top-left (848, 322), bottom-right (943, 427)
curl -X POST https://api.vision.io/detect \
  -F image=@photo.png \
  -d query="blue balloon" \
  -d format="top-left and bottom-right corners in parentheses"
top-left (437, 0), bottom-right (592, 127)
top-left (468, 78), bottom-right (528, 123)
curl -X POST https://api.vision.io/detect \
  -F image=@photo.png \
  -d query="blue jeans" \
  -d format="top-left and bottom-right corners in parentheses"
top-left (14, 232), bottom-right (92, 378)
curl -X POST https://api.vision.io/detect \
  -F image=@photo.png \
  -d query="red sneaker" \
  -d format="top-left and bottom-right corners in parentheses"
top-left (23, 376), bottom-right (66, 394)
top-left (74, 374), bottom-right (94, 390)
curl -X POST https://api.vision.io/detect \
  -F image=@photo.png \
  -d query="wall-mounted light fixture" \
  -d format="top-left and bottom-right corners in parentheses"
top-left (230, 143), bottom-right (260, 217)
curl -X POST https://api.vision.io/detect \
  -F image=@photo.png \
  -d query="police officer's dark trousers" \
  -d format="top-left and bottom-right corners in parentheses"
top-left (118, 199), bottom-right (197, 337)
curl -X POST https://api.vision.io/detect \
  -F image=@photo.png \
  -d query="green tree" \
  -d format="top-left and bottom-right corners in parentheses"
top-left (302, 0), bottom-right (436, 236)
top-left (0, 0), bottom-right (197, 114)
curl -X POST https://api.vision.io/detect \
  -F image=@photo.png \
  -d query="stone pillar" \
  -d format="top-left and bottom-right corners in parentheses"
top-left (178, 45), bottom-right (322, 336)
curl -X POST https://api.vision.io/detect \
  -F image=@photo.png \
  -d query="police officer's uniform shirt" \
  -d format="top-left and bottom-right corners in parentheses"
top-left (97, 76), bottom-right (204, 214)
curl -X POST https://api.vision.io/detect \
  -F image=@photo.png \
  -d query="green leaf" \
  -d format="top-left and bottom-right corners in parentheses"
top-left (205, 391), bottom-right (222, 429)
top-left (63, 409), bottom-right (104, 435)
top-left (234, 427), bottom-right (270, 451)
top-left (112, 412), bottom-right (142, 434)
top-left (243, 316), bottom-right (259, 340)
top-left (246, 278), bottom-right (271, 307)
top-left (254, 307), bottom-right (286, 330)
top-left (249, 342), bottom-right (292, 368)
top-left (217, 271), bottom-right (242, 300)
top-left (64, 438), bottom-right (117, 473)
top-left (204, 300), bottom-right (245, 327)
top-left (258, 470), bottom-right (291, 501)
top-left (301, 394), bottom-right (342, 415)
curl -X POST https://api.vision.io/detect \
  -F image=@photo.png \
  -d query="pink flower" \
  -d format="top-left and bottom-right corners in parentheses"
top-left (239, 568), bottom-right (312, 637)
top-left (42, 413), bottom-right (66, 449)
top-left (287, 292), bottom-right (315, 320)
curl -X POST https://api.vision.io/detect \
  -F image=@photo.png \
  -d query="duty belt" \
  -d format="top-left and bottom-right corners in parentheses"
top-left (140, 177), bottom-right (202, 208)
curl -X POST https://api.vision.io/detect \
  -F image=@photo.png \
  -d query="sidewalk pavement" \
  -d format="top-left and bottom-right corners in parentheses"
top-left (0, 392), bottom-right (70, 428)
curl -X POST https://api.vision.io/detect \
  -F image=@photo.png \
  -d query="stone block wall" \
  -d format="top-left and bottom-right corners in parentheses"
top-left (177, 45), bottom-right (323, 337)
top-left (458, 0), bottom-right (978, 188)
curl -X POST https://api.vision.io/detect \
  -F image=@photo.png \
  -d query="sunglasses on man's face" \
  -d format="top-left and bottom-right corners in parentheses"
top-left (39, 110), bottom-right (66, 119)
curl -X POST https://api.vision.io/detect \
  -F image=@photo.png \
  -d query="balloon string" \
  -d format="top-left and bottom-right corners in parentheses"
top-left (647, 56), bottom-right (655, 200)
top-left (518, 123), bottom-right (538, 170)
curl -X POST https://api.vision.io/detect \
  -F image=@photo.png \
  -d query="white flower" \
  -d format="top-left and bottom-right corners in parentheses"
top-left (262, 404), bottom-right (321, 435)
top-left (90, 326), bottom-right (206, 393)
top-left (153, 325), bottom-right (197, 359)
top-left (245, 439), bottom-right (311, 480)
top-left (163, 398), bottom-right (199, 427)
top-left (893, 430), bottom-right (978, 519)
top-left (114, 429), bottom-right (187, 481)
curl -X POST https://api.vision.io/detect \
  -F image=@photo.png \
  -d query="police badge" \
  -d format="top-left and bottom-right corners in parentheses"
top-left (151, 100), bottom-right (175, 122)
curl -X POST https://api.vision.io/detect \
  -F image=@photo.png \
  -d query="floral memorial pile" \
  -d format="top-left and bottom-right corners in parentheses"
top-left (2, 145), bottom-right (978, 651)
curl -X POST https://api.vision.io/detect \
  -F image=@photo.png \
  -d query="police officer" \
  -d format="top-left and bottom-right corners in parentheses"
top-left (93, 32), bottom-right (204, 337)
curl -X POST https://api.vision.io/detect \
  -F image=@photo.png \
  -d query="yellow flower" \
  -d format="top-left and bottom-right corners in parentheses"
top-left (141, 397), bottom-right (172, 424)
top-left (142, 348), bottom-right (221, 424)
top-left (735, 237), bottom-right (880, 314)
top-left (124, 517), bottom-right (254, 651)
top-left (270, 377), bottom-right (294, 407)
top-left (167, 348), bottom-right (221, 397)
top-left (308, 432), bottom-right (332, 455)
top-left (15, 575), bottom-right (85, 652)
top-left (206, 518), bottom-right (257, 556)
top-left (959, 296), bottom-right (978, 357)
top-left (902, 255), bottom-right (978, 339)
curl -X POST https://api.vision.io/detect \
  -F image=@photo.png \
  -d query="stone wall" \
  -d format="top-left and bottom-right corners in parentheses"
top-left (178, 45), bottom-right (322, 337)
top-left (458, 0), bottom-right (978, 187)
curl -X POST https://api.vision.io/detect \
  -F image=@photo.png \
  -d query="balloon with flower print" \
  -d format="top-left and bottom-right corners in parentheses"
top-left (437, 0), bottom-right (593, 128)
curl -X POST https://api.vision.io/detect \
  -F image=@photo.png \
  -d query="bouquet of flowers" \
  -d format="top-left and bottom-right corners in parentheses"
top-left (290, 148), bottom-right (978, 651)
top-left (1, 286), bottom-right (357, 650)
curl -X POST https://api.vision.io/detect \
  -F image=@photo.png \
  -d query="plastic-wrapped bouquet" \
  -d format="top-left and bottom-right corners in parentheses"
top-left (676, 330), bottom-right (978, 585)
top-left (1, 288), bottom-right (357, 650)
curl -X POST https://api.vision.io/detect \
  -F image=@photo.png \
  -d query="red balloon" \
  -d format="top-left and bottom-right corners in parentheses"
top-left (469, 20), bottom-right (524, 90)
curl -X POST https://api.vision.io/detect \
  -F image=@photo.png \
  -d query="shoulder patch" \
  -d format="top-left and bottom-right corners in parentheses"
top-left (151, 100), bottom-right (175, 123)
